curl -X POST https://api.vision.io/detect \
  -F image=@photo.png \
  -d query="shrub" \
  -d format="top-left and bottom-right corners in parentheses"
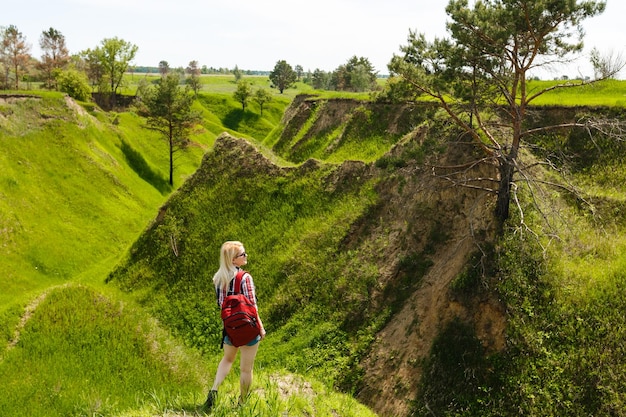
top-left (56, 68), bottom-right (91, 101)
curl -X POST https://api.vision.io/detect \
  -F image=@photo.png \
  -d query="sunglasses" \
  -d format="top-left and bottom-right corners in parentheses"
top-left (236, 252), bottom-right (248, 258)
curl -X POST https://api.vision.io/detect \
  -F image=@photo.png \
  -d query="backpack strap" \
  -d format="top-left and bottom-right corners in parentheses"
top-left (233, 269), bottom-right (246, 294)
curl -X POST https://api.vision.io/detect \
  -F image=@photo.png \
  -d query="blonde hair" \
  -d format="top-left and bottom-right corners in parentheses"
top-left (212, 241), bottom-right (244, 289)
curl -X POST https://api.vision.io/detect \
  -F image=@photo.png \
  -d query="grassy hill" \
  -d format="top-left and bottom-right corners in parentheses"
top-left (0, 84), bottom-right (380, 416)
top-left (2, 77), bottom-right (626, 416)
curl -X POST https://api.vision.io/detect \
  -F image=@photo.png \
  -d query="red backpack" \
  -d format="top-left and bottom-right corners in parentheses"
top-left (220, 270), bottom-right (260, 347)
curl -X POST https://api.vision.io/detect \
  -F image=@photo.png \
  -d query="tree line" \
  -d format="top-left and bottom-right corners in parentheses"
top-left (0, 24), bottom-right (380, 99)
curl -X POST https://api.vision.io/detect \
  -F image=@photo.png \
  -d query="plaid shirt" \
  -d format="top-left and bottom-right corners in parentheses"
top-left (216, 269), bottom-right (257, 308)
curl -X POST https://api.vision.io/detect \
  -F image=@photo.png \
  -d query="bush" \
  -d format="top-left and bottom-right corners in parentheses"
top-left (56, 68), bottom-right (91, 101)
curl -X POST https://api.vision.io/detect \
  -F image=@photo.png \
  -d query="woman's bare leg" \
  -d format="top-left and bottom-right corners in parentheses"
top-left (238, 343), bottom-right (260, 401)
top-left (211, 344), bottom-right (238, 390)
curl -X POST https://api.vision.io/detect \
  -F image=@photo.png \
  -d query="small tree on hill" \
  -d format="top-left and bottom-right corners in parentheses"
top-left (333, 56), bottom-right (377, 92)
top-left (233, 80), bottom-right (252, 111)
top-left (141, 73), bottom-right (201, 186)
top-left (99, 37), bottom-right (137, 95)
top-left (269, 60), bottom-right (297, 93)
top-left (389, 0), bottom-right (624, 229)
top-left (311, 69), bottom-right (332, 90)
top-left (254, 88), bottom-right (272, 116)
top-left (186, 60), bottom-right (201, 96)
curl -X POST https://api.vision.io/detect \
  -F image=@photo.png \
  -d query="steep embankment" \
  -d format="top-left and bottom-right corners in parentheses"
top-left (107, 95), bottom-right (505, 416)
top-left (0, 93), bottom-right (197, 305)
top-left (271, 96), bottom-right (506, 415)
top-left (266, 95), bottom-right (437, 163)
top-left (352, 141), bottom-right (505, 416)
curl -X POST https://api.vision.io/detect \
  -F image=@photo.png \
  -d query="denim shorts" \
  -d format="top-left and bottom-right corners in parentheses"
top-left (223, 334), bottom-right (261, 347)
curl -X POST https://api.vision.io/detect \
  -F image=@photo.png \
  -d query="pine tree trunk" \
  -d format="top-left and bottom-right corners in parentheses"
top-left (169, 136), bottom-right (174, 186)
top-left (495, 157), bottom-right (514, 224)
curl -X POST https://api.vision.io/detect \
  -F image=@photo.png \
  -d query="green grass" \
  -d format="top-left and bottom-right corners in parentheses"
top-left (528, 78), bottom-right (626, 106)
top-left (0, 94), bottom-right (162, 307)
top-left (0, 85), bottom-right (384, 416)
top-left (0, 285), bottom-right (206, 416)
top-left (4, 74), bottom-right (626, 416)
top-left (110, 372), bottom-right (377, 417)
top-left (123, 73), bottom-right (317, 98)
top-left (1, 282), bottom-right (379, 417)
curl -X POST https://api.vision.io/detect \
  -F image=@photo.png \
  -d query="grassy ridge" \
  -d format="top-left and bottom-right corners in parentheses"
top-left (0, 84), bottom-right (291, 308)
top-left (0, 94), bottom-right (168, 309)
top-left (106, 136), bottom-right (381, 373)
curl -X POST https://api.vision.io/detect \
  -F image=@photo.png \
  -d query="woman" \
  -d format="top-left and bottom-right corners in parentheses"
top-left (203, 241), bottom-right (266, 411)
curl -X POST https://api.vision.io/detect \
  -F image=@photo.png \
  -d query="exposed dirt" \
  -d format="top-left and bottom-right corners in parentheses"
top-left (64, 95), bottom-right (88, 117)
top-left (263, 96), bottom-right (508, 416)
top-left (0, 93), bottom-right (40, 102)
top-left (347, 133), bottom-right (506, 417)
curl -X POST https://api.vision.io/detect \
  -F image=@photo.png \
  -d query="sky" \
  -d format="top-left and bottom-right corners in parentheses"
top-left (4, 0), bottom-right (625, 79)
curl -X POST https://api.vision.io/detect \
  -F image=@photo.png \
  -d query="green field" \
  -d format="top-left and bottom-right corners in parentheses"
top-left (120, 73), bottom-right (626, 106)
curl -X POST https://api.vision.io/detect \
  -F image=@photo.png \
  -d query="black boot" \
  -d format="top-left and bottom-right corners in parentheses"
top-left (202, 389), bottom-right (217, 412)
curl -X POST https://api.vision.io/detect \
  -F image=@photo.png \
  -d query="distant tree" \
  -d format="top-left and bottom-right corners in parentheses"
top-left (295, 64), bottom-right (303, 80)
top-left (141, 73), bottom-right (201, 186)
top-left (254, 88), bottom-right (272, 116)
top-left (311, 69), bottom-right (332, 90)
top-left (269, 60), bottom-right (297, 93)
top-left (56, 68), bottom-right (91, 101)
top-left (80, 50), bottom-right (104, 91)
top-left (233, 65), bottom-right (243, 82)
top-left (38, 27), bottom-right (70, 89)
top-left (351, 63), bottom-right (376, 92)
top-left (590, 47), bottom-right (624, 79)
top-left (233, 80), bottom-right (252, 111)
top-left (185, 60), bottom-right (201, 96)
top-left (389, 0), bottom-right (622, 227)
top-left (0, 25), bottom-right (31, 90)
top-left (332, 56), bottom-right (377, 92)
top-left (332, 65), bottom-right (350, 91)
top-left (159, 60), bottom-right (170, 76)
top-left (100, 37), bottom-right (137, 95)
top-left (82, 37), bottom-right (137, 106)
